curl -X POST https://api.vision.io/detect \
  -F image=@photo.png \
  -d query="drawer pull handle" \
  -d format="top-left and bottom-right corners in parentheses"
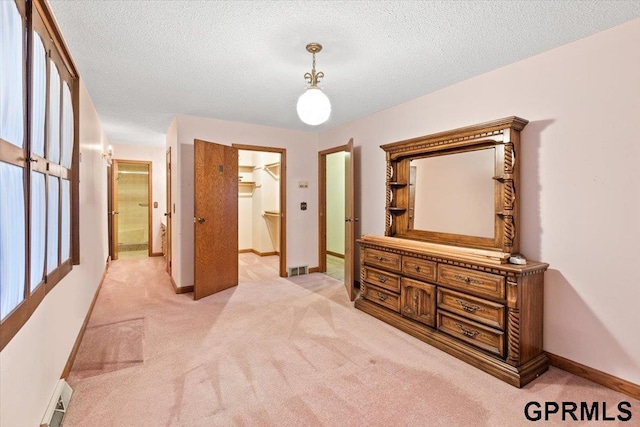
top-left (375, 256), bottom-right (389, 263)
top-left (454, 298), bottom-right (483, 313)
top-left (454, 322), bottom-right (480, 338)
top-left (374, 274), bottom-right (388, 283)
top-left (453, 274), bottom-right (483, 285)
top-left (376, 292), bottom-right (388, 302)
top-left (414, 264), bottom-right (421, 272)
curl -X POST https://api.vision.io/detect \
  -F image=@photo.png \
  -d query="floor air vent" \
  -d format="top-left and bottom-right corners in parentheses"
top-left (288, 265), bottom-right (308, 277)
top-left (41, 379), bottom-right (73, 427)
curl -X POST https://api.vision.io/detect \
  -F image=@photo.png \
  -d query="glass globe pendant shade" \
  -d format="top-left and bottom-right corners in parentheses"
top-left (296, 87), bottom-right (331, 126)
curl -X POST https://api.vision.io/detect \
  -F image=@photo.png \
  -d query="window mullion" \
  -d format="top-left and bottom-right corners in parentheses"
top-left (42, 35), bottom-right (50, 285)
top-left (24, 0), bottom-right (33, 298)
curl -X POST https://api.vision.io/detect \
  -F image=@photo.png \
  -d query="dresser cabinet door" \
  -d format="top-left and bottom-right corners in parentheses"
top-left (401, 277), bottom-right (436, 327)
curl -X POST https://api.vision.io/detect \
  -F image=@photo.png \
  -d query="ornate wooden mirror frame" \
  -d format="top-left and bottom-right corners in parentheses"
top-left (381, 116), bottom-right (528, 255)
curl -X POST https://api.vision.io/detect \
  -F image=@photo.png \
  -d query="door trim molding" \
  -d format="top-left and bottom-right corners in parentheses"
top-left (232, 144), bottom-right (287, 278)
top-left (318, 143), bottom-right (350, 272)
top-left (165, 147), bottom-right (172, 275)
top-left (111, 160), bottom-right (153, 258)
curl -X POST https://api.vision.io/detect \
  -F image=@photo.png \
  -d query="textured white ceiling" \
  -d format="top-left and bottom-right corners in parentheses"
top-left (48, 1), bottom-right (640, 146)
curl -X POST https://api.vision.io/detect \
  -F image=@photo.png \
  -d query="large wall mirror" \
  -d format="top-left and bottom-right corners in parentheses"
top-left (382, 117), bottom-right (528, 254)
top-left (410, 148), bottom-right (495, 239)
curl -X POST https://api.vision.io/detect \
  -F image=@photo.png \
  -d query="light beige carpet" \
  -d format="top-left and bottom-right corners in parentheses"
top-left (64, 257), bottom-right (638, 426)
top-left (69, 318), bottom-right (144, 380)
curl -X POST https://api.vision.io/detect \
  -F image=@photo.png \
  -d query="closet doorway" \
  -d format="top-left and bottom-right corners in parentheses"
top-left (319, 139), bottom-right (356, 300)
top-left (108, 160), bottom-right (152, 260)
top-left (232, 144), bottom-right (287, 279)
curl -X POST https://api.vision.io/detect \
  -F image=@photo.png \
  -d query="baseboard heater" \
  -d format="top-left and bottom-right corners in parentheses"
top-left (40, 379), bottom-right (73, 427)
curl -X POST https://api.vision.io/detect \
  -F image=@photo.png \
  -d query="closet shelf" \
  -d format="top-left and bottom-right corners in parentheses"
top-left (263, 162), bottom-right (280, 180)
top-left (238, 181), bottom-right (261, 197)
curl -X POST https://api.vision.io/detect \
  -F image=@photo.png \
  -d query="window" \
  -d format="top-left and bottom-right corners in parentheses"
top-left (0, 0), bottom-right (79, 350)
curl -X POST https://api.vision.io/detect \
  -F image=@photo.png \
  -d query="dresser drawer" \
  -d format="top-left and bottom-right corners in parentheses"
top-left (438, 265), bottom-right (505, 300)
top-left (363, 248), bottom-right (401, 272)
top-left (438, 311), bottom-right (505, 358)
top-left (437, 288), bottom-right (505, 330)
top-left (362, 283), bottom-right (400, 313)
top-left (402, 256), bottom-right (436, 282)
top-left (363, 266), bottom-right (400, 292)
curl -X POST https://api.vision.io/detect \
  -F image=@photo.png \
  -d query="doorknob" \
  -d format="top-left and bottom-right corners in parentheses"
top-left (345, 217), bottom-right (351, 222)
top-left (111, 211), bottom-right (119, 215)
top-left (164, 212), bottom-right (171, 218)
top-left (197, 217), bottom-right (205, 224)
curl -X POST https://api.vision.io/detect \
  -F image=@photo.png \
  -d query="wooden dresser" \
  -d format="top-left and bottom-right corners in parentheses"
top-left (355, 117), bottom-right (550, 387)
top-left (356, 235), bottom-right (548, 387)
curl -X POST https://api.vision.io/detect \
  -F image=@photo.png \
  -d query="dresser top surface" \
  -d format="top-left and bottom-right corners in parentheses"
top-left (358, 235), bottom-right (548, 274)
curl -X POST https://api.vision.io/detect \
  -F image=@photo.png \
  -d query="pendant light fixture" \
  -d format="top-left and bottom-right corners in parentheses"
top-left (297, 43), bottom-right (331, 126)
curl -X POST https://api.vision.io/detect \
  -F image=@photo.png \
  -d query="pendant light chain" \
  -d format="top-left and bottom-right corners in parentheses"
top-left (297, 42), bottom-right (331, 126)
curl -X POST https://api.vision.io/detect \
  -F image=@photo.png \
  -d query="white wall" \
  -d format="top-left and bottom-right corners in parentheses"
top-left (326, 151), bottom-right (345, 255)
top-left (318, 18), bottom-right (640, 385)
top-left (0, 80), bottom-right (110, 427)
top-left (170, 114), bottom-right (317, 288)
top-left (252, 151), bottom-right (281, 254)
top-left (238, 150), bottom-right (254, 250)
top-left (110, 143), bottom-right (166, 254)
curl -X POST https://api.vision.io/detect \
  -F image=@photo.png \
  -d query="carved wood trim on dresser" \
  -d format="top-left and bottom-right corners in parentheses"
top-left (356, 235), bottom-right (549, 387)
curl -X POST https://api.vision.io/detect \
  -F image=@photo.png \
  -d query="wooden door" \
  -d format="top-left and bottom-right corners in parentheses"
top-left (344, 139), bottom-right (356, 301)
top-left (107, 166), bottom-right (113, 259)
top-left (194, 139), bottom-right (238, 300)
top-left (110, 161), bottom-right (120, 260)
top-left (318, 140), bottom-right (356, 299)
top-left (165, 148), bottom-right (172, 274)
